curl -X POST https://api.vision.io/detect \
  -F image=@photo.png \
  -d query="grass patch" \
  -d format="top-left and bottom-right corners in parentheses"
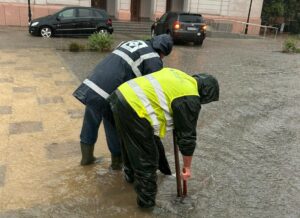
top-left (282, 36), bottom-right (300, 53)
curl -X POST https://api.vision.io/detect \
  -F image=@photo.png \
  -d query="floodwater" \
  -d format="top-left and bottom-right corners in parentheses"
top-left (0, 29), bottom-right (299, 218)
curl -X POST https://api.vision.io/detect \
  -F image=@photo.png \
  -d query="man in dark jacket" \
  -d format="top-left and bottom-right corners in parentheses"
top-left (108, 68), bottom-right (219, 208)
top-left (73, 34), bottom-right (173, 169)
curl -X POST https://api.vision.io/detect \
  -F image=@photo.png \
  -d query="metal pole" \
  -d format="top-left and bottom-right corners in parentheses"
top-left (244, 0), bottom-right (253, 34)
top-left (28, 0), bottom-right (32, 23)
top-left (173, 130), bottom-right (183, 197)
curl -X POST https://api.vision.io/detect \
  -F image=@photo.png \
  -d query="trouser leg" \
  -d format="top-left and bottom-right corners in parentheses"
top-left (103, 104), bottom-right (122, 170)
top-left (109, 92), bottom-right (158, 207)
top-left (80, 106), bottom-right (102, 165)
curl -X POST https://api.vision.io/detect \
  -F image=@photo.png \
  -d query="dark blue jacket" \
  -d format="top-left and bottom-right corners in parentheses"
top-left (73, 35), bottom-right (173, 105)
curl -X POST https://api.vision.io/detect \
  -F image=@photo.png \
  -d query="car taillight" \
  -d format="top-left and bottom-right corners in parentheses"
top-left (173, 21), bottom-right (180, 30)
top-left (106, 19), bottom-right (112, 25)
top-left (202, 25), bottom-right (207, 30)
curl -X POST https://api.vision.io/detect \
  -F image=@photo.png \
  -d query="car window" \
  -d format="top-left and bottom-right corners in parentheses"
top-left (93, 10), bottom-right (105, 19)
top-left (159, 13), bottom-right (168, 22)
top-left (58, 9), bottom-right (75, 19)
top-left (179, 14), bottom-right (203, 23)
top-left (77, 9), bottom-right (92, 18)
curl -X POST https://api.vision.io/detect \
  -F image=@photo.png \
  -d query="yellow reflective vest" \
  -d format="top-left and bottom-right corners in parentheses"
top-left (118, 67), bottom-right (199, 137)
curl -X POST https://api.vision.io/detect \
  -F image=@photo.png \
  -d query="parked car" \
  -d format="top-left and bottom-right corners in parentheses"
top-left (29, 6), bottom-right (113, 38)
top-left (151, 12), bottom-right (207, 45)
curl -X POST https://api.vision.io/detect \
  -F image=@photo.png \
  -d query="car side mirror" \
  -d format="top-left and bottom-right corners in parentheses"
top-left (56, 17), bottom-right (60, 21)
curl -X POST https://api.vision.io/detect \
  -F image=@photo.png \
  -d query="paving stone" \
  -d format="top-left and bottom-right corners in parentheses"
top-left (33, 73), bottom-right (52, 78)
top-left (13, 86), bottom-right (36, 93)
top-left (14, 66), bottom-right (32, 71)
top-left (0, 165), bottom-right (6, 187)
top-left (0, 106), bottom-right (12, 114)
top-left (0, 77), bottom-right (14, 83)
top-left (54, 81), bottom-right (77, 86)
top-left (37, 96), bottom-right (64, 105)
top-left (45, 141), bottom-right (80, 159)
top-left (9, 121), bottom-right (43, 135)
top-left (0, 61), bottom-right (16, 65)
top-left (67, 109), bottom-right (84, 119)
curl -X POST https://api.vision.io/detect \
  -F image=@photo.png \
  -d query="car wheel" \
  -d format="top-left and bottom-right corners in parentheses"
top-left (98, 28), bottom-right (108, 34)
top-left (40, 26), bottom-right (52, 38)
top-left (194, 39), bottom-right (203, 46)
top-left (151, 29), bottom-right (156, 37)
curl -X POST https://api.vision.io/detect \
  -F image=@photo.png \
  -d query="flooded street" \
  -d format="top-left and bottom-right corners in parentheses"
top-left (0, 28), bottom-right (299, 217)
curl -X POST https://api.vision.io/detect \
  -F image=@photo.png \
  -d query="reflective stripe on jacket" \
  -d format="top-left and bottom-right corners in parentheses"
top-left (118, 68), bottom-right (199, 137)
top-left (73, 40), bottom-right (163, 105)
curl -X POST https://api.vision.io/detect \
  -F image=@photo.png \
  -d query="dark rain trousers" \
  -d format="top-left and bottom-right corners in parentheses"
top-left (109, 91), bottom-right (160, 208)
top-left (80, 94), bottom-right (120, 156)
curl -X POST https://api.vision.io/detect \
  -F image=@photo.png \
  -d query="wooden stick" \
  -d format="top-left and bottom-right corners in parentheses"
top-left (173, 130), bottom-right (183, 197)
top-left (182, 168), bottom-right (187, 196)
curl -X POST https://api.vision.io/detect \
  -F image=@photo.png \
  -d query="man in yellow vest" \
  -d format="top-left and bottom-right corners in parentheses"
top-left (108, 67), bottom-right (219, 208)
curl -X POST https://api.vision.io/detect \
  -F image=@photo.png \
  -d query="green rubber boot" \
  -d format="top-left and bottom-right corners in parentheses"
top-left (110, 155), bottom-right (123, 170)
top-left (80, 143), bottom-right (96, 165)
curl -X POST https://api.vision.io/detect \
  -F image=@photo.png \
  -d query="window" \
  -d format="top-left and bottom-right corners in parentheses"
top-left (179, 14), bottom-right (203, 23)
top-left (78, 9), bottom-right (92, 18)
top-left (159, 13), bottom-right (168, 23)
top-left (58, 9), bottom-right (75, 19)
top-left (93, 10), bottom-right (105, 19)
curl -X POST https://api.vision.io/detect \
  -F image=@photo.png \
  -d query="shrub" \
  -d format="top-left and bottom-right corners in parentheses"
top-left (69, 42), bottom-right (80, 52)
top-left (87, 33), bottom-right (114, 51)
top-left (139, 35), bottom-right (151, 41)
top-left (282, 38), bottom-right (298, 53)
top-left (69, 42), bottom-right (85, 52)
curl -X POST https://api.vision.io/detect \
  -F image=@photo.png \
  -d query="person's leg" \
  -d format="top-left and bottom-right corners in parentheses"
top-left (103, 107), bottom-right (122, 170)
top-left (109, 92), bottom-right (158, 207)
top-left (154, 136), bottom-right (172, 175)
top-left (124, 120), bottom-right (158, 208)
top-left (80, 105), bottom-right (102, 165)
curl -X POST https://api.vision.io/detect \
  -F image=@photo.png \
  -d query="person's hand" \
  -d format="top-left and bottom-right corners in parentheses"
top-left (181, 167), bottom-right (191, 181)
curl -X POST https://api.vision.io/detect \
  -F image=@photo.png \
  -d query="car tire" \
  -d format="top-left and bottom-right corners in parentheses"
top-left (40, 26), bottom-right (52, 38)
top-left (151, 29), bottom-right (156, 37)
top-left (194, 39), bottom-right (204, 46)
top-left (97, 28), bottom-right (108, 34)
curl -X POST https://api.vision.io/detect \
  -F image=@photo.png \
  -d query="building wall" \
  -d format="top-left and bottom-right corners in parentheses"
top-left (140, 0), bottom-right (151, 19)
top-left (0, 0), bottom-right (264, 27)
top-left (171, 0), bottom-right (183, 11)
top-left (107, 0), bottom-right (116, 16)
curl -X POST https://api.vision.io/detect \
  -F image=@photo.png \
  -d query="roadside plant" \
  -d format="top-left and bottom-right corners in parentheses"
top-left (139, 35), bottom-right (151, 41)
top-left (87, 33), bottom-right (114, 51)
top-left (282, 37), bottom-right (300, 53)
top-left (69, 42), bottom-right (85, 52)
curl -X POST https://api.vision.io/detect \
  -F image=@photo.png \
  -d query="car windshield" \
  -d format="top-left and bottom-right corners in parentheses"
top-left (179, 14), bottom-right (203, 23)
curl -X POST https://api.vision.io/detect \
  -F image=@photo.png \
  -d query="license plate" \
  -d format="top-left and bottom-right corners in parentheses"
top-left (187, 27), bottom-right (197, 31)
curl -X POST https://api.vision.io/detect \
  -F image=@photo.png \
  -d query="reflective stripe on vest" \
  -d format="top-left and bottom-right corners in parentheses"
top-left (83, 79), bottom-right (109, 99)
top-left (113, 50), bottom-right (159, 78)
top-left (145, 74), bottom-right (173, 129)
top-left (127, 80), bottom-right (160, 134)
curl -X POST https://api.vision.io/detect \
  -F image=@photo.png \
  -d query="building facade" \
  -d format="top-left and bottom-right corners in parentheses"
top-left (0, 0), bottom-right (263, 26)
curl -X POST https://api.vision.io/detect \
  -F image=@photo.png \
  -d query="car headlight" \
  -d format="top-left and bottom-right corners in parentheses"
top-left (31, 22), bottom-right (39, 27)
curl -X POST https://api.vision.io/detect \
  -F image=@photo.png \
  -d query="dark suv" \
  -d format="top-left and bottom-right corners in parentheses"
top-left (151, 12), bottom-right (207, 45)
top-left (29, 6), bottom-right (113, 38)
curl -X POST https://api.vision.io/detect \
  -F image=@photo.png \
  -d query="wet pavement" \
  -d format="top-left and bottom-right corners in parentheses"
top-left (0, 27), bottom-right (300, 218)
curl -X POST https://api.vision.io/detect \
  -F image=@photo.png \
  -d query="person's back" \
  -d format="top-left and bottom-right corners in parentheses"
top-left (73, 34), bottom-right (173, 168)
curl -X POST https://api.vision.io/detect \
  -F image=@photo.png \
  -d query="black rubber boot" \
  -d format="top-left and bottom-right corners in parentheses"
top-left (110, 155), bottom-right (123, 170)
top-left (80, 143), bottom-right (96, 165)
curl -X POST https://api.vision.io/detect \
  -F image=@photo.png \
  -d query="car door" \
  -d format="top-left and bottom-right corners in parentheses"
top-left (75, 8), bottom-right (95, 35)
top-left (155, 13), bottom-right (168, 35)
top-left (55, 8), bottom-right (77, 35)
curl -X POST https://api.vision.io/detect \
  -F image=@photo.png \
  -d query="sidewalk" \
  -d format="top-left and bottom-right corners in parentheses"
top-left (0, 47), bottom-right (110, 211)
